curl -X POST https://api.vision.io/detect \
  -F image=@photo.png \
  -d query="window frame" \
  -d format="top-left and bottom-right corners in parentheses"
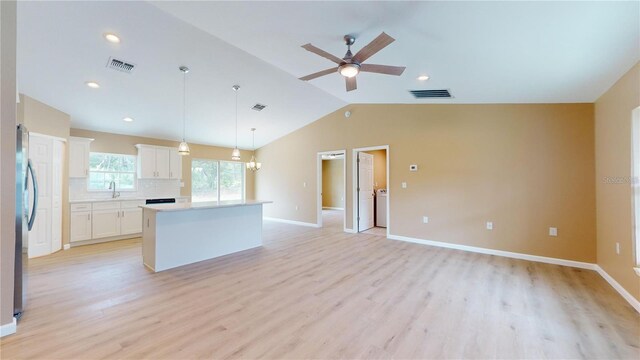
top-left (191, 158), bottom-right (246, 202)
top-left (87, 152), bottom-right (138, 192)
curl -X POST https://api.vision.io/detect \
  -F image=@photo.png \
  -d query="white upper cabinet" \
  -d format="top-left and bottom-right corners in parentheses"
top-left (68, 137), bottom-right (93, 178)
top-left (169, 149), bottom-right (182, 180)
top-left (136, 144), bottom-right (182, 180)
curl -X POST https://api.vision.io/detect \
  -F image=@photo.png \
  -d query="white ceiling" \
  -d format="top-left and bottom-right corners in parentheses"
top-left (17, 1), bottom-right (346, 149)
top-left (154, 0), bottom-right (639, 104)
top-left (17, 1), bottom-right (639, 149)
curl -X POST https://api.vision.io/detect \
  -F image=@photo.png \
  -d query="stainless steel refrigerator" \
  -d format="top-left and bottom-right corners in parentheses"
top-left (15, 124), bottom-right (37, 320)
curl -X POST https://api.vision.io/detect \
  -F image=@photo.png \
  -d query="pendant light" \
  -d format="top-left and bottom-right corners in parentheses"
top-left (177, 66), bottom-right (190, 155)
top-left (246, 128), bottom-right (262, 171)
top-left (231, 85), bottom-right (241, 161)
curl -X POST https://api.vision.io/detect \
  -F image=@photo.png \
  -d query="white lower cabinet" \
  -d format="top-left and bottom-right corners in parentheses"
top-left (70, 200), bottom-right (145, 243)
top-left (92, 209), bottom-right (121, 239)
top-left (120, 208), bottom-right (143, 235)
top-left (70, 210), bottom-right (92, 242)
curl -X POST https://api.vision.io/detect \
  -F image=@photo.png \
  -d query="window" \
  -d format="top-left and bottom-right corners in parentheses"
top-left (191, 159), bottom-right (244, 202)
top-left (88, 152), bottom-right (137, 191)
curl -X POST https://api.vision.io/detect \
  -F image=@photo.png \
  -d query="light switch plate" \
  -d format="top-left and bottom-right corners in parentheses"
top-left (616, 242), bottom-right (620, 255)
top-left (549, 227), bottom-right (558, 236)
top-left (402, 182), bottom-right (407, 188)
top-left (486, 222), bottom-right (493, 230)
top-left (423, 216), bottom-right (429, 224)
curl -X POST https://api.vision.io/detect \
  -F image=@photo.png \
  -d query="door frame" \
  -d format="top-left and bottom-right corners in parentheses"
top-left (317, 150), bottom-right (347, 231)
top-left (352, 145), bottom-right (390, 236)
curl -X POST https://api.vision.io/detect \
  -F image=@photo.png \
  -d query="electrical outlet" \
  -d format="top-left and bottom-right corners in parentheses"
top-left (486, 222), bottom-right (493, 230)
top-left (303, 182), bottom-right (307, 188)
top-left (423, 216), bottom-right (429, 224)
top-left (549, 227), bottom-right (558, 237)
top-left (616, 242), bottom-right (620, 255)
top-left (295, 205), bottom-right (299, 211)
top-left (402, 182), bottom-right (407, 189)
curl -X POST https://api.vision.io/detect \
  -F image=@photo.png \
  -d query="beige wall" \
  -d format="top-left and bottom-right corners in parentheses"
top-left (70, 129), bottom-right (256, 201)
top-left (322, 159), bottom-right (344, 208)
top-left (1, 0), bottom-right (17, 327)
top-left (364, 149), bottom-right (387, 190)
top-left (17, 94), bottom-right (72, 247)
top-left (595, 62), bottom-right (640, 302)
top-left (256, 103), bottom-right (596, 263)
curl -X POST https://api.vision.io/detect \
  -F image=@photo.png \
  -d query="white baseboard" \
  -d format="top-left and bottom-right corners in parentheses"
top-left (388, 233), bottom-right (640, 313)
top-left (322, 207), bottom-right (344, 210)
top-left (388, 234), bottom-right (596, 270)
top-left (595, 266), bottom-right (640, 313)
top-left (263, 217), bottom-right (320, 228)
top-left (63, 244), bottom-right (71, 250)
top-left (0, 317), bottom-right (16, 337)
top-left (344, 228), bottom-right (356, 233)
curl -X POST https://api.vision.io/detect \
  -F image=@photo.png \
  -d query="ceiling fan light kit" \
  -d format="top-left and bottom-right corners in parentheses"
top-left (299, 32), bottom-right (406, 92)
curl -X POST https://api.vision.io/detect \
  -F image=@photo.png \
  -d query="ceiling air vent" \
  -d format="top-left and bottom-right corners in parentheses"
top-left (409, 89), bottom-right (452, 98)
top-left (251, 103), bottom-right (267, 111)
top-left (106, 57), bottom-right (136, 74)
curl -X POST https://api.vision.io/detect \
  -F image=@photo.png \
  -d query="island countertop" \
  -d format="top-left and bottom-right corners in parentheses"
top-left (140, 199), bottom-right (272, 212)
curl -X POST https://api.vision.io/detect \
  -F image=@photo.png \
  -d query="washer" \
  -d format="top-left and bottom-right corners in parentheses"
top-left (376, 189), bottom-right (387, 228)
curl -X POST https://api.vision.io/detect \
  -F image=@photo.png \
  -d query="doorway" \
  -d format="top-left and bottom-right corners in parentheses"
top-left (352, 146), bottom-right (389, 235)
top-left (317, 150), bottom-right (347, 231)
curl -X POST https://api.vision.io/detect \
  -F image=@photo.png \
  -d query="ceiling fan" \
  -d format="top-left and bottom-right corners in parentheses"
top-left (299, 32), bottom-right (406, 92)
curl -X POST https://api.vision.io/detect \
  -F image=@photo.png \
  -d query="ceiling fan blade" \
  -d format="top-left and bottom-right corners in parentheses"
top-left (346, 76), bottom-right (357, 92)
top-left (352, 32), bottom-right (395, 64)
top-left (299, 67), bottom-right (338, 81)
top-left (301, 43), bottom-right (343, 64)
top-left (360, 64), bottom-right (406, 76)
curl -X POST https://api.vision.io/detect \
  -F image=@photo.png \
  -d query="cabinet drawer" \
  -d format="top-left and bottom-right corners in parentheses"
top-left (92, 201), bottom-right (121, 210)
top-left (71, 203), bottom-right (92, 212)
top-left (121, 200), bottom-right (145, 209)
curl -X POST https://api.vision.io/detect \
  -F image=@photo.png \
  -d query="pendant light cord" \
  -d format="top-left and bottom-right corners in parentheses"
top-left (235, 88), bottom-right (238, 149)
top-left (182, 70), bottom-right (186, 142)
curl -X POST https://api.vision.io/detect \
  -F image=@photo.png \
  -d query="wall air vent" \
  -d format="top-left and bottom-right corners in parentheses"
top-left (409, 89), bottom-right (452, 98)
top-left (251, 103), bottom-right (267, 111)
top-left (106, 57), bottom-right (136, 74)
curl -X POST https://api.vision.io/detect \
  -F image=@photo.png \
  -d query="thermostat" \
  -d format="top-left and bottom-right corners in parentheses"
top-left (409, 164), bottom-right (418, 172)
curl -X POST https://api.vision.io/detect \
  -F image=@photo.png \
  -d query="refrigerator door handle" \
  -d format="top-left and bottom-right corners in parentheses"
top-left (27, 159), bottom-right (38, 231)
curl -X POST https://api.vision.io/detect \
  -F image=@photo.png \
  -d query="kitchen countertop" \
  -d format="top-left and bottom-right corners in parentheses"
top-left (69, 196), bottom-right (190, 204)
top-left (140, 200), bottom-right (272, 212)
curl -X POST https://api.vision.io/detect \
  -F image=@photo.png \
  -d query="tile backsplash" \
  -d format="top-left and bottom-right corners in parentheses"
top-left (69, 178), bottom-right (182, 201)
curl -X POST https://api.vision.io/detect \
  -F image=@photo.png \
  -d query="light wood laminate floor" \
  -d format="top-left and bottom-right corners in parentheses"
top-left (1, 210), bottom-right (638, 359)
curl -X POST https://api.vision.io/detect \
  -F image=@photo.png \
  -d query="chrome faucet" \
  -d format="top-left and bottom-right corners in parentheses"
top-left (108, 181), bottom-right (120, 199)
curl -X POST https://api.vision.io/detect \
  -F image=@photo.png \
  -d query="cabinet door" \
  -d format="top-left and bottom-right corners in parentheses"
top-left (70, 211), bottom-right (92, 242)
top-left (155, 147), bottom-right (171, 179)
top-left (120, 208), bottom-right (142, 235)
top-left (138, 146), bottom-right (157, 179)
top-left (169, 149), bottom-right (182, 179)
top-left (92, 209), bottom-right (120, 239)
top-left (69, 140), bottom-right (90, 177)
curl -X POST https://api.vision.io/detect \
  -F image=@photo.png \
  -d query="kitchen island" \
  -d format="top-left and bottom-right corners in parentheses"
top-left (140, 200), bottom-right (272, 272)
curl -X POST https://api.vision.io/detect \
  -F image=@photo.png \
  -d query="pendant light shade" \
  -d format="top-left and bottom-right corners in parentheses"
top-left (246, 128), bottom-right (261, 171)
top-left (231, 85), bottom-right (241, 160)
top-left (178, 66), bottom-right (190, 156)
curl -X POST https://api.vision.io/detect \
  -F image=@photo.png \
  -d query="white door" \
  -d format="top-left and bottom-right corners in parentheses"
top-left (138, 146), bottom-right (157, 179)
top-left (358, 152), bottom-right (374, 232)
top-left (169, 149), bottom-right (182, 179)
top-left (155, 148), bottom-right (171, 179)
top-left (28, 135), bottom-right (52, 258)
top-left (51, 140), bottom-right (63, 252)
top-left (92, 209), bottom-right (121, 239)
top-left (120, 208), bottom-right (142, 235)
top-left (70, 211), bottom-right (92, 242)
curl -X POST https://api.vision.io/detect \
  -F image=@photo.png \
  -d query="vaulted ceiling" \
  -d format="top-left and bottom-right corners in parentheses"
top-left (17, 1), bottom-right (639, 148)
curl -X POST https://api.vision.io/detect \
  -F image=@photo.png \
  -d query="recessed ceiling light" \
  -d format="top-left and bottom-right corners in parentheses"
top-left (123, 117), bottom-right (133, 122)
top-left (85, 81), bottom-right (100, 89)
top-left (417, 75), bottom-right (430, 81)
top-left (104, 33), bottom-right (120, 43)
